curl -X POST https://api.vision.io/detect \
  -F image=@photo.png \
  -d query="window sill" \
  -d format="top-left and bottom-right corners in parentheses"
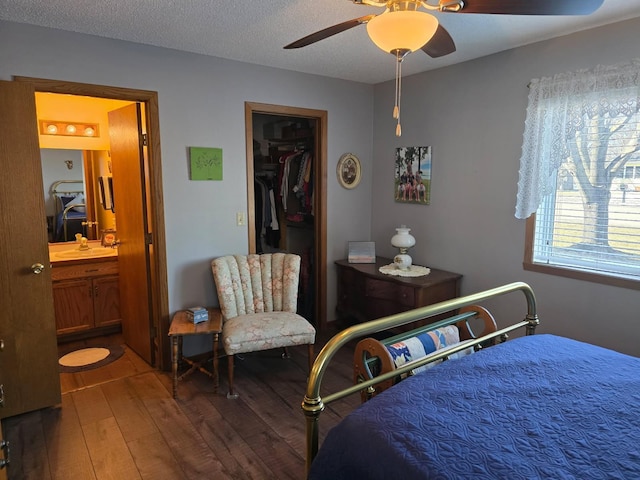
top-left (523, 261), bottom-right (640, 291)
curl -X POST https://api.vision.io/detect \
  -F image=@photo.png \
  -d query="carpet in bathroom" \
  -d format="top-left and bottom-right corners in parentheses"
top-left (58, 344), bottom-right (125, 373)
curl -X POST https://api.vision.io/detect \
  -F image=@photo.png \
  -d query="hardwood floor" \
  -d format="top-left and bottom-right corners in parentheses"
top-left (3, 329), bottom-right (359, 479)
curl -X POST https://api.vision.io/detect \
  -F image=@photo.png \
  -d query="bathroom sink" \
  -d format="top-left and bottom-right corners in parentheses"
top-left (52, 247), bottom-right (117, 260)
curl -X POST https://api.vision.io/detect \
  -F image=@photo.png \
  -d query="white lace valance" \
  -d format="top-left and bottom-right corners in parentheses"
top-left (515, 58), bottom-right (640, 219)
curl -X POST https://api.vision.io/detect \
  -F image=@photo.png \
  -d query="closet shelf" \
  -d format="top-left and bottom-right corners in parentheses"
top-left (266, 134), bottom-right (314, 144)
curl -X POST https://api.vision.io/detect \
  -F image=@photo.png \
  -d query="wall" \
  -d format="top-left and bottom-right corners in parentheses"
top-left (5, 18), bottom-right (638, 357)
top-left (371, 18), bottom-right (640, 356)
top-left (0, 21), bottom-right (374, 323)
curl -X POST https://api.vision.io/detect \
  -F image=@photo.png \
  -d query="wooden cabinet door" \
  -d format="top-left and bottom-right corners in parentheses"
top-left (0, 80), bottom-right (61, 419)
top-left (93, 275), bottom-right (121, 328)
top-left (52, 279), bottom-right (94, 335)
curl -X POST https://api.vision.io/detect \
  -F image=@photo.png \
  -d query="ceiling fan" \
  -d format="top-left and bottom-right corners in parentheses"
top-left (284, 0), bottom-right (604, 136)
top-left (285, 0), bottom-right (605, 57)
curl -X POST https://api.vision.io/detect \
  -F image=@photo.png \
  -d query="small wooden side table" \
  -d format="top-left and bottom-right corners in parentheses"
top-left (168, 307), bottom-right (223, 398)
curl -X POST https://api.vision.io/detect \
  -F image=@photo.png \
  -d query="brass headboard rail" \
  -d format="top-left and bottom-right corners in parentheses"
top-left (302, 281), bottom-right (539, 472)
top-left (51, 179), bottom-right (84, 195)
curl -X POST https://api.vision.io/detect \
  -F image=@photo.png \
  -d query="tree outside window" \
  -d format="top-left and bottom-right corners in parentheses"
top-left (517, 60), bottom-right (640, 287)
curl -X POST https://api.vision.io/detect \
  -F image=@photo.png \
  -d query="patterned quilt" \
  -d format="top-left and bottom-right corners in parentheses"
top-left (309, 334), bottom-right (640, 480)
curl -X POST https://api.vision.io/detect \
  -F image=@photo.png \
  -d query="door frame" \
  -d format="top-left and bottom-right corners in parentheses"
top-left (14, 76), bottom-right (171, 370)
top-left (244, 102), bottom-right (328, 330)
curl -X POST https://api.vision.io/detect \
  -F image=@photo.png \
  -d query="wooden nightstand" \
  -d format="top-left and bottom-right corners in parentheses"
top-left (168, 308), bottom-right (223, 398)
top-left (335, 257), bottom-right (462, 332)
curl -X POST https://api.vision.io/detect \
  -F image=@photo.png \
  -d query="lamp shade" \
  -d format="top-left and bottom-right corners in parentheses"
top-left (391, 226), bottom-right (416, 249)
top-left (366, 10), bottom-right (439, 53)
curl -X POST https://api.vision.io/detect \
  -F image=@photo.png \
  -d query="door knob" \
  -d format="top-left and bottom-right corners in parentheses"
top-left (31, 263), bottom-right (45, 274)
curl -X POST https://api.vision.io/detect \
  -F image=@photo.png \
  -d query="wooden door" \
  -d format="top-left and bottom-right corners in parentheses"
top-left (0, 81), bottom-right (61, 419)
top-left (108, 104), bottom-right (154, 364)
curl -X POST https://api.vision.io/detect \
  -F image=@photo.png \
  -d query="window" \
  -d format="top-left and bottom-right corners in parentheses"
top-left (517, 60), bottom-right (640, 288)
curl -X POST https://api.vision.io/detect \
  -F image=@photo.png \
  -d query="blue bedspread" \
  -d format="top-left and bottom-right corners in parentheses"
top-left (309, 334), bottom-right (640, 480)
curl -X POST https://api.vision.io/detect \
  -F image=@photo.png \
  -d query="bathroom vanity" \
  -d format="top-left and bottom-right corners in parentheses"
top-left (49, 241), bottom-right (121, 339)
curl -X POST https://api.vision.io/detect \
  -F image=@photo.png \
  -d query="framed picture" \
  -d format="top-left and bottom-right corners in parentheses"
top-left (337, 153), bottom-right (361, 189)
top-left (101, 229), bottom-right (117, 247)
top-left (395, 146), bottom-right (431, 204)
top-left (189, 146), bottom-right (223, 180)
top-left (348, 241), bottom-right (376, 263)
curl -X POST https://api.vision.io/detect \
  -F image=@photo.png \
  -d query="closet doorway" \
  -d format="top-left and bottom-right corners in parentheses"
top-left (244, 103), bottom-right (327, 330)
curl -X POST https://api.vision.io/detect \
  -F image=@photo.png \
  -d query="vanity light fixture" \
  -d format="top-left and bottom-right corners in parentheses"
top-left (39, 120), bottom-right (100, 138)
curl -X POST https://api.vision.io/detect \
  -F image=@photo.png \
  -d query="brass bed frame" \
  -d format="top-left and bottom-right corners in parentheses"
top-left (301, 281), bottom-right (539, 473)
top-left (352, 304), bottom-right (499, 402)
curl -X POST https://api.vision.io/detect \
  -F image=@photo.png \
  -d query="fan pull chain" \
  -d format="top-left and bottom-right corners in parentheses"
top-left (393, 50), bottom-right (403, 137)
top-left (393, 51), bottom-right (400, 120)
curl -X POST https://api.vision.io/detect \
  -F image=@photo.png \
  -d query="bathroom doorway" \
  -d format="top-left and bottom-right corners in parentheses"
top-left (15, 77), bottom-right (170, 369)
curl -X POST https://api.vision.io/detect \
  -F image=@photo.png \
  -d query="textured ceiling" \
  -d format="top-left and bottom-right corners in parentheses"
top-left (2, 0), bottom-right (640, 84)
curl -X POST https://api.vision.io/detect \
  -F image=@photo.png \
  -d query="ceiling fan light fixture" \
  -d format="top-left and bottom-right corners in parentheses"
top-left (366, 10), bottom-right (439, 53)
top-left (366, 9), bottom-right (438, 137)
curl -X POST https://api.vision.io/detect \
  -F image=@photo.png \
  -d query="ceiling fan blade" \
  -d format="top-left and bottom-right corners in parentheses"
top-left (284, 14), bottom-right (376, 49)
top-left (453, 0), bottom-right (604, 15)
top-left (421, 24), bottom-right (456, 58)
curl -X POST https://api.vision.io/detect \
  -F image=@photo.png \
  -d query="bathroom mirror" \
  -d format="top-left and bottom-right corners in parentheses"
top-left (41, 148), bottom-right (115, 243)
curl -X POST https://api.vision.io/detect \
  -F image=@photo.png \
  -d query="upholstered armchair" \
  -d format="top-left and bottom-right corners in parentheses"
top-left (211, 253), bottom-right (316, 398)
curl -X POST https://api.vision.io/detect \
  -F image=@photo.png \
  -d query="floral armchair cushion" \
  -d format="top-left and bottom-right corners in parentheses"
top-left (222, 311), bottom-right (315, 355)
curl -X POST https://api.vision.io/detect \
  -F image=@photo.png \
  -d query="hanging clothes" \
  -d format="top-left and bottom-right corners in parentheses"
top-left (255, 171), bottom-right (281, 250)
top-left (279, 151), bottom-right (313, 222)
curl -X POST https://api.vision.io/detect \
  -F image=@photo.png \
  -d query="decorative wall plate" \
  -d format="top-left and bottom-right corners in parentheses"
top-left (337, 153), bottom-right (361, 189)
